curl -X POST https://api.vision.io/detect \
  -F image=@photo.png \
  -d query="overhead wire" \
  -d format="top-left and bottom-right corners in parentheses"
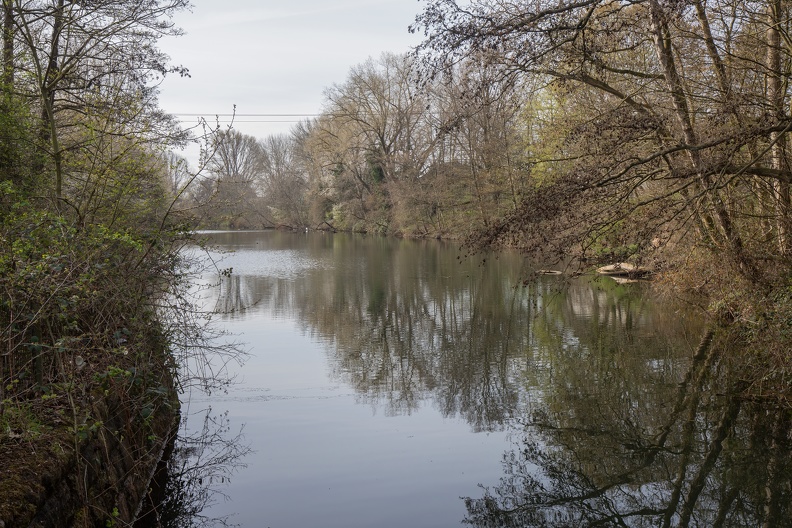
top-left (171, 113), bottom-right (320, 123)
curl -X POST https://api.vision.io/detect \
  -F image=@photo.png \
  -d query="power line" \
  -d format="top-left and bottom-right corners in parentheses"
top-left (171, 113), bottom-right (320, 124)
top-left (181, 120), bottom-right (308, 122)
top-left (172, 113), bottom-right (320, 117)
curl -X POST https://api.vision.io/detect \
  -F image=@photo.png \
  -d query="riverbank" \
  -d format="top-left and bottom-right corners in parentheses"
top-left (0, 368), bottom-right (179, 527)
top-left (0, 207), bottom-right (188, 527)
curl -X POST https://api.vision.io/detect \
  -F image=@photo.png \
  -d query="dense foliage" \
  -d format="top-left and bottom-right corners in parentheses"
top-left (0, 0), bottom-right (192, 399)
top-left (0, 1), bottom-right (210, 524)
top-left (185, 53), bottom-right (533, 236)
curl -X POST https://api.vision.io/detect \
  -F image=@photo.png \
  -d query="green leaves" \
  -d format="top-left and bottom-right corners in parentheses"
top-left (0, 194), bottom-right (183, 403)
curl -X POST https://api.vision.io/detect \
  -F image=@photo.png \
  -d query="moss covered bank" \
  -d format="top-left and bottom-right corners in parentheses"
top-left (1, 199), bottom-right (191, 526)
top-left (0, 372), bottom-right (179, 527)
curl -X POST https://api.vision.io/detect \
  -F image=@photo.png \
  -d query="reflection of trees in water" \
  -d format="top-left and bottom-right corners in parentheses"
top-left (327, 273), bottom-right (695, 433)
top-left (196, 233), bottom-right (791, 526)
top-left (213, 274), bottom-right (260, 316)
top-left (523, 277), bottom-right (704, 444)
top-left (462, 335), bottom-right (792, 528)
top-left (135, 409), bottom-right (251, 528)
top-left (204, 236), bottom-right (699, 434)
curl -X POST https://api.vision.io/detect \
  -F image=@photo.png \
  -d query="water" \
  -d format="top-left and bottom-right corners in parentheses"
top-left (149, 230), bottom-right (792, 528)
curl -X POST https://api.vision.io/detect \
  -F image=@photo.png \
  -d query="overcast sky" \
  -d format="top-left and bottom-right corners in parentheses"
top-left (157, 0), bottom-right (424, 160)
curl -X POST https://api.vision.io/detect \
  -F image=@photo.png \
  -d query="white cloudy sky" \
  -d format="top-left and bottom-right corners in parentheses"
top-left (157, 0), bottom-right (424, 155)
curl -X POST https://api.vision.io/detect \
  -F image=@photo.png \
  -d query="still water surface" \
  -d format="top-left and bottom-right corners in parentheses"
top-left (157, 230), bottom-right (791, 527)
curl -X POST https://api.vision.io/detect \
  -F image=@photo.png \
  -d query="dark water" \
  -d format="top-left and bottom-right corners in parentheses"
top-left (149, 230), bottom-right (792, 528)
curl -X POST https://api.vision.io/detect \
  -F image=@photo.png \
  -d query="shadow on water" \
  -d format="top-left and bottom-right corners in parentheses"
top-left (135, 407), bottom-right (251, 528)
top-left (461, 337), bottom-right (792, 528)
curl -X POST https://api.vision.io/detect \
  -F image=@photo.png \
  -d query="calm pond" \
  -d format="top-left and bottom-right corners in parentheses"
top-left (150, 230), bottom-right (792, 527)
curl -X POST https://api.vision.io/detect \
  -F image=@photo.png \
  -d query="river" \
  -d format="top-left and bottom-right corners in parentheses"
top-left (146, 230), bottom-right (792, 528)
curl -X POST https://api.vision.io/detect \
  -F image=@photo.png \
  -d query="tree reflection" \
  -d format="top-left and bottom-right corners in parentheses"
top-left (135, 408), bottom-right (251, 528)
top-left (462, 337), bottom-right (792, 528)
top-left (202, 234), bottom-right (700, 434)
top-left (213, 274), bottom-right (259, 316)
top-left (195, 232), bottom-right (791, 526)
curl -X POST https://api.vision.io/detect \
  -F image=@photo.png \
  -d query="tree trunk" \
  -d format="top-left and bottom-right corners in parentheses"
top-left (767, 0), bottom-right (791, 255)
top-left (692, 0), bottom-right (729, 102)
top-left (40, 0), bottom-right (65, 200)
top-left (648, 1), bottom-right (754, 278)
top-left (2, 0), bottom-right (12, 88)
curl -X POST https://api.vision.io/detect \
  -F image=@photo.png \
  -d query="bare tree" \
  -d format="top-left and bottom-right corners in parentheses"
top-left (259, 133), bottom-right (310, 227)
top-left (200, 129), bottom-right (266, 228)
top-left (315, 53), bottom-right (447, 233)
